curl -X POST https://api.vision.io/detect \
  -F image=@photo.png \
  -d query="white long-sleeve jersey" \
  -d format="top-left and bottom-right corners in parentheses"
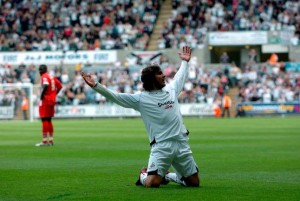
top-left (92, 61), bottom-right (190, 144)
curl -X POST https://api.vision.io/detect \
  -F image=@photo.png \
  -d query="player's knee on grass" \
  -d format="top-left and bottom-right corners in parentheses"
top-left (184, 173), bottom-right (200, 187)
top-left (145, 175), bottom-right (163, 188)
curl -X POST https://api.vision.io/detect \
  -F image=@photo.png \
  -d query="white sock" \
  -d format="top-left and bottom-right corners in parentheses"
top-left (165, 173), bottom-right (186, 186)
top-left (140, 173), bottom-right (147, 186)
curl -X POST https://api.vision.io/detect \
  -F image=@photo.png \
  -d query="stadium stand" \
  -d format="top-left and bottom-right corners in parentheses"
top-left (0, 0), bottom-right (300, 119)
top-left (152, 0), bottom-right (300, 49)
top-left (0, 0), bottom-right (161, 51)
top-left (1, 0), bottom-right (299, 52)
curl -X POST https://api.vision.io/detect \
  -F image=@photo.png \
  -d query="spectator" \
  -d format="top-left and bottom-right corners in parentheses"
top-left (248, 49), bottom-right (258, 64)
top-left (212, 98), bottom-right (221, 118)
top-left (61, 70), bottom-right (70, 85)
top-left (221, 92), bottom-right (232, 118)
top-left (235, 105), bottom-right (245, 118)
top-left (269, 53), bottom-right (279, 65)
top-left (220, 52), bottom-right (230, 64)
top-left (21, 93), bottom-right (29, 120)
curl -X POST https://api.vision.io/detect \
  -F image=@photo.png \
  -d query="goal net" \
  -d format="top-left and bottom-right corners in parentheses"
top-left (0, 83), bottom-right (34, 122)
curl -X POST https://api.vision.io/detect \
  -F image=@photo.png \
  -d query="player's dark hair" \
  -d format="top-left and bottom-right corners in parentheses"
top-left (141, 65), bottom-right (161, 91)
top-left (39, 64), bottom-right (47, 74)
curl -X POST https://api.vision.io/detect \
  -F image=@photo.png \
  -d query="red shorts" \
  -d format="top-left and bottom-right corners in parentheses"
top-left (39, 104), bottom-right (55, 118)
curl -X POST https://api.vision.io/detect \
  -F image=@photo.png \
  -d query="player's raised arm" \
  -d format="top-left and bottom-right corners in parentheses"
top-left (81, 71), bottom-right (139, 109)
top-left (171, 46), bottom-right (192, 95)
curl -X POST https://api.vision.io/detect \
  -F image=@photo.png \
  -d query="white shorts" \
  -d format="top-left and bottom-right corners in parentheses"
top-left (147, 140), bottom-right (198, 179)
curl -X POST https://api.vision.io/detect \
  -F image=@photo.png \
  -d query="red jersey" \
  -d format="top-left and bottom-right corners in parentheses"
top-left (40, 73), bottom-right (62, 106)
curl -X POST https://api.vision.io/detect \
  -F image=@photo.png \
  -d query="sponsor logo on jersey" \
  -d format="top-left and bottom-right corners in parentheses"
top-left (158, 101), bottom-right (174, 109)
top-left (150, 162), bottom-right (155, 169)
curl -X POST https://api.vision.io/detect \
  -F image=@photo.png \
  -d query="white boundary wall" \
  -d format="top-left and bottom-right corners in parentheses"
top-left (0, 51), bottom-right (117, 65)
top-left (0, 106), bottom-right (14, 119)
top-left (33, 103), bottom-right (214, 118)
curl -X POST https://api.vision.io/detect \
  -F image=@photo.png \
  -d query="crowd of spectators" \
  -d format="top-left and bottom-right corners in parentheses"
top-left (0, 0), bottom-right (161, 52)
top-left (235, 62), bottom-right (300, 103)
top-left (157, 0), bottom-right (300, 49)
top-left (0, 63), bottom-right (36, 116)
top-left (1, 0), bottom-right (300, 114)
top-left (0, 63), bottom-right (36, 84)
top-left (217, 47), bottom-right (300, 104)
top-left (57, 51), bottom-right (300, 106)
top-left (1, 56), bottom-right (299, 109)
top-left (1, 0), bottom-right (299, 52)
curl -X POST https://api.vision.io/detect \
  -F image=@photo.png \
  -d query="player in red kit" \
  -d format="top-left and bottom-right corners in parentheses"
top-left (35, 64), bottom-right (62, 147)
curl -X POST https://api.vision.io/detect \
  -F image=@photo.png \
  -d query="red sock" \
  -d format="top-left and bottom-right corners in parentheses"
top-left (42, 121), bottom-right (49, 143)
top-left (48, 121), bottom-right (53, 143)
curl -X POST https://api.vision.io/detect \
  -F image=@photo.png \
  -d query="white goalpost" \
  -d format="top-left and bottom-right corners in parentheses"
top-left (0, 83), bottom-right (34, 122)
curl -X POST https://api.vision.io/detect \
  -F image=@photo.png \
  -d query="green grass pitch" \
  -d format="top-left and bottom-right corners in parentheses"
top-left (0, 117), bottom-right (300, 201)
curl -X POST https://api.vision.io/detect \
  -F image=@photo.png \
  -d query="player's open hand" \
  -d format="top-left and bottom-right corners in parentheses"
top-left (178, 46), bottom-right (192, 62)
top-left (81, 72), bottom-right (96, 87)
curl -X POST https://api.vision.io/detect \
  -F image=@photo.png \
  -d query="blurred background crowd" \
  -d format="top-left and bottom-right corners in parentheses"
top-left (1, 52), bottom-right (300, 108)
top-left (0, 0), bottom-right (299, 51)
top-left (0, 0), bottom-right (161, 51)
top-left (0, 0), bottom-right (300, 114)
